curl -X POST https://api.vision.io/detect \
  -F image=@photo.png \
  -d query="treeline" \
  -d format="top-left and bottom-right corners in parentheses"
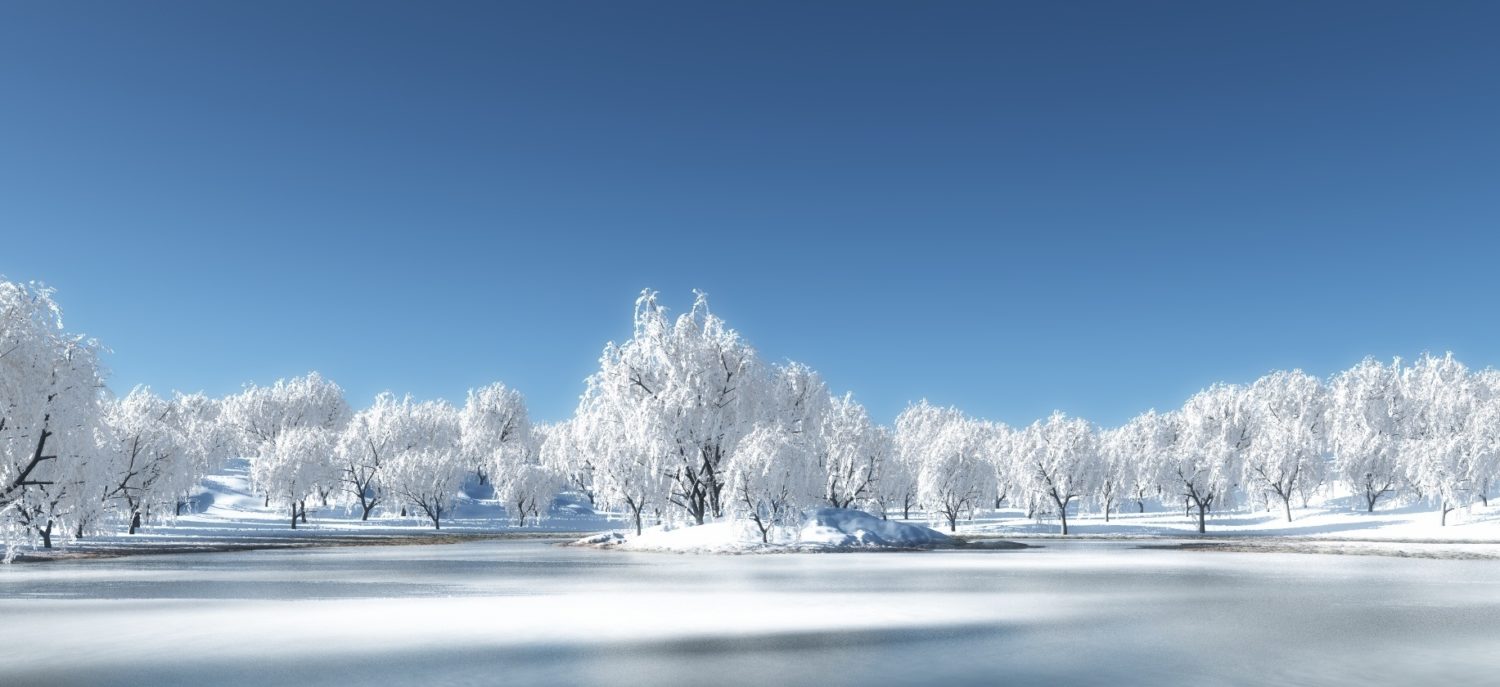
top-left (3, 282), bottom-right (1496, 556)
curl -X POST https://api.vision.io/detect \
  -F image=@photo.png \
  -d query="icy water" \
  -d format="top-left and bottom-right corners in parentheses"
top-left (2, 540), bottom-right (1497, 687)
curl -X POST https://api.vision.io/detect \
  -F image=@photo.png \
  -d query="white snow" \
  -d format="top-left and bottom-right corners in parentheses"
top-left (578, 508), bottom-right (952, 553)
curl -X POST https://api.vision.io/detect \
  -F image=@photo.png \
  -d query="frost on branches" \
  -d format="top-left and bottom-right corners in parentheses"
top-left (0, 280), bottom-right (106, 554)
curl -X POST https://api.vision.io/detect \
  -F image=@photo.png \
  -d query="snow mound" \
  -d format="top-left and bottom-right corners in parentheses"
top-left (572, 508), bottom-right (952, 553)
top-left (798, 508), bottom-right (952, 549)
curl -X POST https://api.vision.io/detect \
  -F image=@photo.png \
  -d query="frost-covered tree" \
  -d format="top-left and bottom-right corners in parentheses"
top-left (334, 393), bottom-right (404, 520)
top-left (817, 394), bottom-right (888, 510)
top-left (901, 402), bottom-right (993, 532)
top-left (1016, 412), bottom-right (1098, 535)
top-left (1110, 411), bottom-right (1165, 514)
top-left (382, 400), bottom-right (464, 529)
top-left (1155, 385), bottom-right (1251, 534)
top-left (460, 382), bottom-right (531, 487)
top-left (1468, 370), bottom-right (1500, 508)
top-left (1095, 426), bottom-right (1132, 521)
top-left (224, 373), bottom-right (351, 509)
top-left (1402, 353), bottom-right (1475, 525)
top-left (99, 388), bottom-right (195, 534)
top-left (1243, 370), bottom-right (1328, 522)
top-left (253, 426), bottom-right (339, 528)
top-left (1329, 358), bottom-right (1406, 513)
top-left (726, 424), bottom-right (818, 543)
top-left (580, 290), bottom-right (765, 525)
top-left (565, 392), bottom-right (668, 535)
top-left (496, 462), bottom-right (561, 527)
top-left (0, 280), bottom-right (108, 552)
top-left (170, 392), bottom-right (235, 514)
top-left (871, 437), bottom-right (918, 520)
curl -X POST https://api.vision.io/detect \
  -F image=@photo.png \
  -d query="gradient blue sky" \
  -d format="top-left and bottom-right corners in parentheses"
top-left (3, 1), bottom-right (1498, 426)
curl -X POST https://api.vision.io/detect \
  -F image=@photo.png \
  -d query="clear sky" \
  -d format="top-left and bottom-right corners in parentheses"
top-left (3, 2), bottom-right (1498, 427)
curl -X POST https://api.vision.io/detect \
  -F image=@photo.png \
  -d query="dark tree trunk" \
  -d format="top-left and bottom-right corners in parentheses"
top-left (40, 520), bottom-right (53, 549)
top-left (360, 502), bottom-right (374, 521)
top-left (290, 504), bottom-right (298, 529)
top-left (129, 511), bottom-right (142, 535)
top-left (176, 500), bottom-right (186, 516)
top-left (299, 500), bottom-right (308, 523)
top-left (1196, 500), bottom-right (1208, 534)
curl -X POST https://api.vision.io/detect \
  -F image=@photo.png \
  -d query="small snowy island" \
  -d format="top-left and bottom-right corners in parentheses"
top-left (572, 508), bottom-right (968, 553)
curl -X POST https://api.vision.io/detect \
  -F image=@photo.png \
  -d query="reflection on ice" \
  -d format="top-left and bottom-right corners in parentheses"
top-left (2, 539), bottom-right (1498, 686)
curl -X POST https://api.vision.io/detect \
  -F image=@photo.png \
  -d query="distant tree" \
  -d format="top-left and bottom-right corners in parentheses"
top-left (1016, 412), bottom-right (1098, 535)
top-left (901, 402), bottom-right (994, 532)
top-left (1329, 358), bottom-right (1406, 513)
top-left (1155, 385), bottom-right (1251, 534)
top-left (460, 382), bottom-right (531, 488)
top-left (1243, 370), bottom-right (1328, 522)
top-left (382, 400), bottom-right (464, 530)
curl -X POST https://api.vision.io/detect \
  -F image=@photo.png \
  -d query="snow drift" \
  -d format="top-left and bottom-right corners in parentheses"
top-left (573, 508), bottom-right (952, 553)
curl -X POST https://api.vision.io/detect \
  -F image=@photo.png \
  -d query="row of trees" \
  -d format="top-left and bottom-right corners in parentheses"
top-left (544, 292), bottom-right (1500, 537)
top-left (5, 280), bottom-right (1500, 554)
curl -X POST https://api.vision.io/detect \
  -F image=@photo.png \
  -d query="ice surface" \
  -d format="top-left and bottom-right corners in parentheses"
top-left (4, 539), bottom-right (1500, 686)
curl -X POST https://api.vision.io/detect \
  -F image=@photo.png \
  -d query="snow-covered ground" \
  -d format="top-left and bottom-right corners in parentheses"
top-left (959, 498), bottom-right (1500, 541)
top-left (577, 508), bottom-right (953, 553)
top-left (943, 497), bottom-right (1500, 559)
top-left (17, 458), bottom-right (613, 561)
top-left (20, 459), bottom-right (1500, 562)
top-left (3, 538), bottom-right (1500, 686)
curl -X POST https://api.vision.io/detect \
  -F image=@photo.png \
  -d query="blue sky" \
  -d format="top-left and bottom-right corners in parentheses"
top-left (3, 2), bottom-right (1498, 426)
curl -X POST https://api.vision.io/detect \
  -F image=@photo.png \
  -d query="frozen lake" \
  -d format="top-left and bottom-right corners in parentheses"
top-left (3, 539), bottom-right (1498, 686)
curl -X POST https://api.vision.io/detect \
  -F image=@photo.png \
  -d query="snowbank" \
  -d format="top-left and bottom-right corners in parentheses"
top-left (573, 508), bottom-right (954, 554)
top-left (798, 508), bottom-right (952, 548)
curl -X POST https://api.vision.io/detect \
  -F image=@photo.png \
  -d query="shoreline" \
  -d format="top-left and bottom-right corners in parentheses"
top-left (7, 530), bottom-right (588, 564)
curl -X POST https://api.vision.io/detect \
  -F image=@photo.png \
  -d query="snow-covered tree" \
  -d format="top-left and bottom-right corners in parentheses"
top-left (253, 426), bottom-right (339, 528)
top-left (382, 400), bottom-right (464, 529)
top-left (871, 438), bottom-right (918, 520)
top-left (335, 393), bottom-right (404, 520)
top-left (224, 373), bottom-right (351, 510)
top-left (170, 392), bottom-right (235, 514)
top-left (1155, 385), bottom-right (1251, 534)
top-left (1329, 358), bottom-right (1406, 513)
top-left (460, 382), bottom-right (531, 487)
top-left (99, 387), bottom-right (195, 534)
top-left (900, 402), bottom-right (993, 532)
top-left (1, 279), bottom-right (108, 552)
top-left (496, 462), bottom-right (562, 527)
top-left (580, 290), bottom-right (765, 525)
top-left (726, 424), bottom-right (818, 543)
top-left (1402, 353), bottom-right (1475, 525)
top-left (1111, 411), bottom-right (1165, 513)
top-left (565, 392), bottom-right (669, 535)
top-left (817, 394), bottom-right (888, 509)
top-left (1243, 370), bottom-right (1328, 522)
top-left (1468, 369), bottom-right (1500, 508)
top-left (1015, 412), bottom-right (1098, 535)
